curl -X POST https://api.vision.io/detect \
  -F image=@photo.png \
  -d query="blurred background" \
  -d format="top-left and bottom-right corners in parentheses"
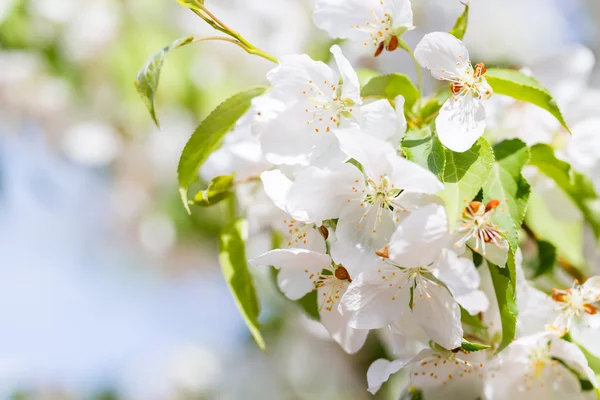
top-left (0, 0), bottom-right (599, 398)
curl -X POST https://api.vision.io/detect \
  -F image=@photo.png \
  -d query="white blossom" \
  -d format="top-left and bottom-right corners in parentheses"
top-left (415, 32), bottom-right (492, 152)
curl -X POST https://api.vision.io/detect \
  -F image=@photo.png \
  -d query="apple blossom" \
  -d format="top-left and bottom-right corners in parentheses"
top-left (249, 248), bottom-right (368, 354)
top-left (261, 45), bottom-right (400, 167)
top-left (313, 0), bottom-right (414, 57)
top-left (486, 333), bottom-right (597, 400)
top-left (281, 127), bottom-right (443, 272)
top-left (415, 32), bottom-right (493, 152)
top-left (453, 200), bottom-right (509, 267)
top-left (339, 204), bottom-right (485, 350)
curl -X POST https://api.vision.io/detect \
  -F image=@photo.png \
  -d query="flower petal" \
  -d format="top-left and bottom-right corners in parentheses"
top-left (340, 271), bottom-right (410, 329)
top-left (260, 169), bottom-right (293, 214)
top-left (387, 153), bottom-right (444, 194)
top-left (436, 96), bottom-right (486, 153)
top-left (249, 248), bottom-right (331, 300)
top-left (367, 357), bottom-right (412, 395)
top-left (318, 282), bottom-right (369, 354)
top-left (358, 99), bottom-right (399, 141)
top-left (389, 204), bottom-right (450, 268)
top-left (330, 44), bottom-right (360, 102)
top-left (333, 125), bottom-right (395, 179)
top-left (414, 32), bottom-right (470, 80)
top-left (332, 200), bottom-right (396, 276)
top-left (412, 280), bottom-right (463, 350)
top-left (313, 0), bottom-right (383, 41)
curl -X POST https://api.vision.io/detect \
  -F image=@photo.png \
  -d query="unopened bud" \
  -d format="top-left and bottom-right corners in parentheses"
top-left (334, 266), bottom-right (351, 282)
top-left (386, 35), bottom-right (399, 52)
top-left (319, 225), bottom-right (329, 240)
top-left (374, 41), bottom-right (385, 57)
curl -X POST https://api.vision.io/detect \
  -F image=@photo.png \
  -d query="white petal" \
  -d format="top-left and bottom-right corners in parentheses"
top-left (260, 170), bottom-right (293, 214)
top-left (358, 99), bottom-right (398, 142)
top-left (412, 280), bottom-right (463, 350)
top-left (286, 163), bottom-right (363, 222)
top-left (318, 282), bottom-right (368, 354)
top-left (260, 104), bottom-right (325, 166)
top-left (388, 204), bottom-right (450, 268)
top-left (333, 125), bottom-right (396, 179)
top-left (414, 32), bottom-right (470, 80)
top-left (550, 337), bottom-right (597, 387)
top-left (391, 0), bottom-right (414, 32)
top-left (313, 0), bottom-right (383, 41)
top-left (330, 44), bottom-right (360, 102)
top-left (435, 250), bottom-right (489, 314)
top-left (436, 96), bottom-right (486, 153)
top-left (249, 248), bottom-right (331, 300)
top-left (367, 357), bottom-right (412, 395)
top-left (332, 200), bottom-right (396, 276)
top-left (340, 272), bottom-right (410, 329)
top-left (388, 95), bottom-right (408, 147)
top-left (387, 153), bottom-right (444, 194)
top-left (267, 54), bottom-right (337, 95)
top-left (468, 236), bottom-right (509, 267)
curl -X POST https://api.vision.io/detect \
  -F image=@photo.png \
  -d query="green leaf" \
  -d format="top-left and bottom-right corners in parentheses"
top-left (532, 240), bottom-right (557, 278)
top-left (297, 291), bottom-right (320, 320)
top-left (461, 339), bottom-right (489, 352)
top-left (526, 192), bottom-right (586, 268)
top-left (134, 35), bottom-right (196, 127)
top-left (219, 219), bottom-right (265, 350)
top-left (193, 174), bottom-right (235, 207)
top-left (488, 262), bottom-right (518, 353)
top-left (449, 2), bottom-right (469, 40)
top-left (529, 143), bottom-right (600, 238)
top-left (401, 126), bottom-right (445, 179)
top-left (440, 137), bottom-right (495, 231)
top-left (482, 139), bottom-right (531, 277)
top-left (178, 86), bottom-right (267, 213)
top-left (461, 306), bottom-right (487, 331)
top-left (485, 68), bottom-right (570, 133)
top-left (361, 73), bottom-right (420, 110)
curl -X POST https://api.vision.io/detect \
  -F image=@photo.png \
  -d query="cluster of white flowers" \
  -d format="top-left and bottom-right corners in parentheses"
top-left (177, 0), bottom-right (600, 398)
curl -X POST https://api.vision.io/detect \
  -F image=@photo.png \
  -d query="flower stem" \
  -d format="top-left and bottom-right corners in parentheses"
top-left (189, 5), bottom-right (278, 64)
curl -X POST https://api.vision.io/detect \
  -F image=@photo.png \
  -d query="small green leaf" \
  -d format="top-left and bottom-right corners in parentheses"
top-left (440, 137), bottom-right (495, 231)
top-left (532, 240), bottom-right (557, 278)
top-left (219, 219), bottom-right (265, 350)
top-left (178, 86), bottom-right (267, 212)
top-left (401, 126), bottom-right (445, 179)
top-left (461, 306), bottom-right (486, 331)
top-left (488, 262), bottom-right (518, 353)
top-left (193, 174), bottom-right (235, 206)
top-left (134, 35), bottom-right (196, 127)
top-left (449, 2), bottom-right (469, 40)
top-left (482, 139), bottom-right (531, 278)
top-left (461, 339), bottom-right (489, 352)
top-left (361, 73), bottom-right (420, 110)
top-left (529, 143), bottom-right (600, 238)
top-left (486, 68), bottom-right (570, 133)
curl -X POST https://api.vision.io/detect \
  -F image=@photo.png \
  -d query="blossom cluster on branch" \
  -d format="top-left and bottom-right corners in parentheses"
top-left (136, 0), bottom-right (600, 398)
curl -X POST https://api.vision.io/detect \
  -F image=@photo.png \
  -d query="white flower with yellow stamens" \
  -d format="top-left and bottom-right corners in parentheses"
top-left (415, 32), bottom-right (493, 152)
top-left (453, 199), bottom-right (509, 267)
top-left (339, 204), bottom-right (483, 350)
top-left (313, 0), bottom-right (414, 57)
top-left (261, 45), bottom-right (401, 167)
top-left (249, 248), bottom-right (368, 354)
top-left (281, 127), bottom-right (443, 273)
top-left (486, 333), bottom-right (597, 400)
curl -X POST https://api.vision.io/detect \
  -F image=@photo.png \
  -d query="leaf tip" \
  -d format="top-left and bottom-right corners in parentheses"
top-left (180, 188), bottom-right (191, 215)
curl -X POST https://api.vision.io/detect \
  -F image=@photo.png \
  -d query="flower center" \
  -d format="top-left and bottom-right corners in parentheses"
top-left (547, 282), bottom-right (600, 335)
top-left (454, 200), bottom-right (506, 256)
top-left (302, 80), bottom-right (355, 133)
top-left (283, 218), bottom-right (312, 247)
top-left (444, 62), bottom-right (493, 101)
top-left (527, 346), bottom-right (552, 379)
top-left (351, 3), bottom-right (399, 56)
top-left (354, 175), bottom-right (407, 233)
